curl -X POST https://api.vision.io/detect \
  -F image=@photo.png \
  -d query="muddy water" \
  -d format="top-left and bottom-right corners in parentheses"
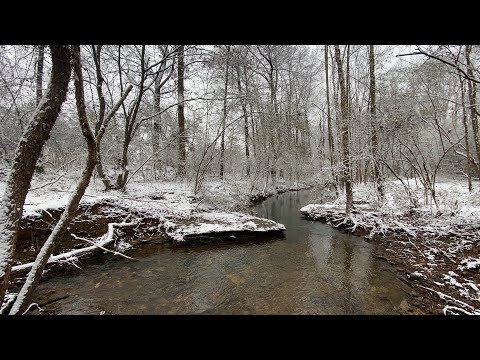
top-left (34, 190), bottom-right (417, 314)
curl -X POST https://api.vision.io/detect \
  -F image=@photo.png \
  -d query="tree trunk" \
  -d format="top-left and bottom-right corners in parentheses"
top-left (465, 45), bottom-right (480, 187)
top-left (334, 45), bottom-right (353, 215)
top-left (9, 45), bottom-right (97, 315)
top-left (245, 69), bottom-right (257, 157)
top-left (330, 47), bottom-right (344, 190)
top-left (92, 45), bottom-right (114, 191)
top-left (460, 75), bottom-right (473, 192)
top-left (153, 70), bottom-right (161, 179)
top-left (35, 45), bottom-right (45, 106)
top-left (220, 46), bottom-right (230, 179)
top-left (95, 154), bottom-right (113, 191)
top-left (177, 45), bottom-right (186, 177)
top-left (269, 80), bottom-right (279, 184)
top-left (346, 45), bottom-right (351, 120)
top-left (324, 45), bottom-right (338, 195)
top-left (0, 45), bottom-right (72, 306)
top-left (369, 45), bottom-right (385, 202)
top-left (152, 45), bottom-right (168, 180)
top-left (116, 140), bottom-right (130, 189)
top-left (236, 64), bottom-right (250, 176)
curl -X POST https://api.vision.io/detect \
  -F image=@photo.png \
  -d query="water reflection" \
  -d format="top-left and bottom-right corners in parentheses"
top-left (34, 189), bottom-right (414, 314)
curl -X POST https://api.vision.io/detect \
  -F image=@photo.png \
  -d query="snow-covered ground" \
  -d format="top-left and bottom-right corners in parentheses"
top-left (0, 174), bottom-right (308, 219)
top-left (302, 179), bottom-right (480, 315)
top-left (0, 175), bottom-right (291, 247)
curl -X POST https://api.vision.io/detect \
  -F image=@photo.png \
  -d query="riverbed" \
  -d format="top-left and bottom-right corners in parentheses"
top-left (33, 189), bottom-right (420, 314)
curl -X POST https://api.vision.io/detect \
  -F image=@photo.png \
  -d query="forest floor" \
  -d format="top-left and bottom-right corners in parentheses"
top-left (302, 180), bottom-right (480, 315)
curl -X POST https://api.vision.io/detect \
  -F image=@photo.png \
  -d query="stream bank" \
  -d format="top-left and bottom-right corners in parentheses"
top-left (27, 189), bottom-right (421, 315)
top-left (301, 185), bottom-right (480, 315)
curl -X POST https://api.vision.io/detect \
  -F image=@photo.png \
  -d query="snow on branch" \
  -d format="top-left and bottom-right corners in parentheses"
top-left (11, 221), bottom-right (136, 275)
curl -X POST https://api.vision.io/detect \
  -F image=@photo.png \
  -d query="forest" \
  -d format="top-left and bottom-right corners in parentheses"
top-left (0, 45), bottom-right (479, 315)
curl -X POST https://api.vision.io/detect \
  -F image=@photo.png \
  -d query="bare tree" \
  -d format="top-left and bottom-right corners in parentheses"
top-left (9, 45), bottom-right (98, 314)
top-left (459, 74), bottom-right (473, 191)
top-left (219, 45), bottom-right (230, 179)
top-left (324, 45), bottom-right (338, 194)
top-left (235, 58), bottom-right (250, 176)
top-left (369, 45), bottom-right (385, 201)
top-left (90, 45), bottom-right (113, 190)
top-left (334, 45), bottom-right (354, 214)
top-left (177, 45), bottom-right (186, 177)
top-left (0, 45), bottom-right (72, 306)
top-left (465, 45), bottom-right (480, 187)
top-left (152, 45), bottom-right (171, 179)
top-left (8, 45), bottom-right (132, 314)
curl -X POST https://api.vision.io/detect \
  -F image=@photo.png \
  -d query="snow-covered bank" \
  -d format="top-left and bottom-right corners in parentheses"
top-left (0, 176), bottom-right (309, 219)
top-left (198, 179), bottom-right (311, 211)
top-left (301, 180), bottom-right (480, 315)
top-left (0, 177), bottom-right (288, 270)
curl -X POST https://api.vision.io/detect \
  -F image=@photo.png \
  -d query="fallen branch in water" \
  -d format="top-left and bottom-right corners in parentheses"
top-left (11, 220), bottom-right (137, 275)
top-left (71, 232), bottom-right (136, 260)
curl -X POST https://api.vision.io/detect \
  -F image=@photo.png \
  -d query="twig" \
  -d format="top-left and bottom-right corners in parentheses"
top-left (408, 239), bottom-right (426, 258)
top-left (30, 174), bottom-right (66, 191)
top-left (30, 158), bottom-right (78, 190)
top-left (416, 284), bottom-right (475, 311)
top-left (440, 249), bottom-right (457, 264)
top-left (22, 302), bottom-right (43, 315)
top-left (43, 209), bottom-right (54, 220)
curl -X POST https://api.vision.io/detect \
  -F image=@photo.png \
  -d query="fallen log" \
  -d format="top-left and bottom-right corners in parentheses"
top-left (11, 221), bottom-right (136, 275)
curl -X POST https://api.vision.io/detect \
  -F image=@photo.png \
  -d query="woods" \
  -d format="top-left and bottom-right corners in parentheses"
top-left (0, 45), bottom-right (480, 315)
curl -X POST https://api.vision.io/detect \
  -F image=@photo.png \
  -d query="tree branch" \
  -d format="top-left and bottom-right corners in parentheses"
top-left (397, 49), bottom-right (480, 85)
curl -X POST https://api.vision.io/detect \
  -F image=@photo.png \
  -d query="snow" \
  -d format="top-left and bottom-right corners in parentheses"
top-left (0, 174), bottom-right (308, 222)
top-left (302, 180), bottom-right (480, 238)
top-left (0, 185), bottom-right (15, 279)
top-left (165, 211), bottom-right (285, 242)
top-left (0, 178), bottom-right (197, 220)
top-left (0, 292), bottom-right (16, 314)
top-left (0, 175), bottom-right (289, 282)
top-left (458, 257), bottom-right (480, 271)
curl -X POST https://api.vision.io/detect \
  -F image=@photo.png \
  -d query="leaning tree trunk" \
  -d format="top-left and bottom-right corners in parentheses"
top-left (177, 45), bottom-right (186, 177)
top-left (0, 45), bottom-right (72, 307)
top-left (369, 45), bottom-right (385, 202)
top-left (334, 45), bottom-right (353, 215)
top-left (9, 45), bottom-right (97, 314)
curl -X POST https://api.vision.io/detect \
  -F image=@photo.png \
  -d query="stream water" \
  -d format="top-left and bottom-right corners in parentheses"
top-left (34, 189), bottom-right (416, 314)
